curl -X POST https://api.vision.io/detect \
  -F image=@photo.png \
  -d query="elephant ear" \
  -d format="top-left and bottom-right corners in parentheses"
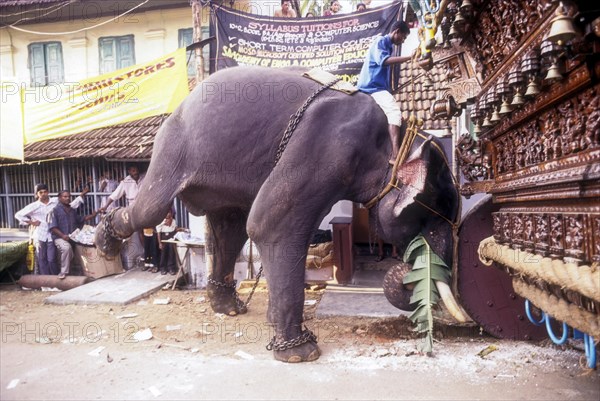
top-left (393, 137), bottom-right (433, 218)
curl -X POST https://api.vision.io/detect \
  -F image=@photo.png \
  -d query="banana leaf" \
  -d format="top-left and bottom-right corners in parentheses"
top-left (402, 234), bottom-right (451, 354)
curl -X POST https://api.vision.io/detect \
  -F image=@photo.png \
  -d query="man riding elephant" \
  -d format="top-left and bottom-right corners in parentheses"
top-left (357, 20), bottom-right (413, 164)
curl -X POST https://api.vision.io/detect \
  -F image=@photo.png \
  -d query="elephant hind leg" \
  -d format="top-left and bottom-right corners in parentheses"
top-left (205, 208), bottom-right (249, 316)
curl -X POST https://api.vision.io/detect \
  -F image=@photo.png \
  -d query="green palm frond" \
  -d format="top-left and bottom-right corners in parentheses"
top-left (402, 234), bottom-right (451, 355)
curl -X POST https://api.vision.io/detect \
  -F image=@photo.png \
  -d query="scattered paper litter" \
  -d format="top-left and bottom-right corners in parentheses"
top-left (153, 298), bottom-right (171, 305)
top-left (166, 325), bottom-right (182, 331)
top-left (304, 300), bottom-right (317, 306)
top-left (133, 328), bottom-right (153, 342)
top-left (6, 379), bottom-right (19, 390)
top-left (190, 348), bottom-right (200, 353)
top-left (233, 332), bottom-right (243, 338)
top-left (195, 296), bottom-right (206, 303)
top-left (148, 386), bottom-right (162, 397)
top-left (214, 313), bottom-right (225, 320)
top-left (88, 346), bottom-right (106, 357)
top-left (116, 313), bottom-right (139, 319)
top-left (234, 350), bottom-right (254, 360)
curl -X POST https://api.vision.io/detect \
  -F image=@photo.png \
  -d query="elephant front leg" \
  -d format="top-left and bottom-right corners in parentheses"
top-left (257, 240), bottom-right (321, 363)
top-left (205, 209), bottom-right (249, 316)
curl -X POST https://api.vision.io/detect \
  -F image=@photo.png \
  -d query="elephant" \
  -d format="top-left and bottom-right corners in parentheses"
top-left (95, 66), bottom-right (464, 363)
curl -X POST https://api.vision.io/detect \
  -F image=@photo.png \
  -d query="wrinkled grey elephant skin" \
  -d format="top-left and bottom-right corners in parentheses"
top-left (95, 66), bottom-right (458, 363)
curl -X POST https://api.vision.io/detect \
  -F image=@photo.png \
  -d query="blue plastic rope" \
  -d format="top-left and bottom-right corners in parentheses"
top-left (525, 299), bottom-right (545, 326)
top-left (544, 313), bottom-right (568, 345)
top-left (584, 334), bottom-right (597, 369)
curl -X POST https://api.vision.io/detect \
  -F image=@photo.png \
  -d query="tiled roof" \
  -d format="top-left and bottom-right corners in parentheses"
top-left (24, 114), bottom-right (166, 161)
top-left (397, 62), bottom-right (449, 131)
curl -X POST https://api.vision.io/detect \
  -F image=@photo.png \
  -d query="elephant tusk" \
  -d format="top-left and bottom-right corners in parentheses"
top-left (435, 280), bottom-right (470, 323)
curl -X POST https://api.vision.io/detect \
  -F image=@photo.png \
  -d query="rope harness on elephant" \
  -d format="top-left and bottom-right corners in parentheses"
top-left (274, 77), bottom-right (342, 166)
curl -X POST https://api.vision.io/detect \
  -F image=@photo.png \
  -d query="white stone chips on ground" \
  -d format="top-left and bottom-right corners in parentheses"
top-left (321, 339), bottom-right (586, 385)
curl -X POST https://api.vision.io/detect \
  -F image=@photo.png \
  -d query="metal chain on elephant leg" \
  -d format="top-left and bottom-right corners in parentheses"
top-left (103, 207), bottom-right (126, 242)
top-left (266, 326), bottom-right (318, 351)
top-left (274, 77), bottom-right (342, 166)
top-left (207, 264), bottom-right (263, 312)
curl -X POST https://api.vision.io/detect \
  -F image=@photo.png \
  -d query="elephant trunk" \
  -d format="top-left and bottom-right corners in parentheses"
top-left (435, 280), bottom-right (471, 323)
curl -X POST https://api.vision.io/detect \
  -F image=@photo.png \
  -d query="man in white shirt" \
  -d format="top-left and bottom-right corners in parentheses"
top-left (99, 165), bottom-right (145, 211)
top-left (14, 183), bottom-right (87, 275)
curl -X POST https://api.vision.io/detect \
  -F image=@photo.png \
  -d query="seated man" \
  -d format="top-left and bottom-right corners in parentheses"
top-left (357, 20), bottom-right (412, 164)
top-left (49, 190), bottom-right (97, 279)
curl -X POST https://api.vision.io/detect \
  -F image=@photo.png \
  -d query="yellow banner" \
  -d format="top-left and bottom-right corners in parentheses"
top-left (0, 83), bottom-right (24, 161)
top-left (23, 48), bottom-right (189, 144)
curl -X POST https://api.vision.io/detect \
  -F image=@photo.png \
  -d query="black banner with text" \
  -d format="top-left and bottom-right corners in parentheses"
top-left (211, 2), bottom-right (402, 83)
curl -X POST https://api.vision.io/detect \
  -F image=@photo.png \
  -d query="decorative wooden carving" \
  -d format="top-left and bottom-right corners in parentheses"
top-left (491, 206), bottom-right (600, 265)
top-left (492, 85), bottom-right (600, 177)
top-left (455, 132), bottom-right (492, 181)
top-left (468, 0), bottom-right (552, 82)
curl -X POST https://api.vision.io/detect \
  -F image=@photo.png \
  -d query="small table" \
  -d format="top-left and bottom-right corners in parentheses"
top-left (161, 240), bottom-right (205, 290)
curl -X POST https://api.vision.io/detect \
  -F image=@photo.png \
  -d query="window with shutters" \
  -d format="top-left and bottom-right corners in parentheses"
top-left (98, 35), bottom-right (135, 74)
top-left (178, 27), bottom-right (210, 77)
top-left (28, 42), bottom-right (64, 87)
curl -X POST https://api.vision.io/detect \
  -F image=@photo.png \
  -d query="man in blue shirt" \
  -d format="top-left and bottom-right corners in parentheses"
top-left (357, 20), bottom-right (412, 163)
top-left (49, 190), bottom-right (97, 279)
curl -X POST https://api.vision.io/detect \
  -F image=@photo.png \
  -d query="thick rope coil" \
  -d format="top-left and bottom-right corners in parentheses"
top-left (512, 279), bottom-right (600, 338)
top-left (478, 236), bottom-right (600, 303)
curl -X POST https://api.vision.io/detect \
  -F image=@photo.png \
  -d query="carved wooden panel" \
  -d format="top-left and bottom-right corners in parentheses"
top-left (493, 85), bottom-right (600, 178)
top-left (492, 207), bottom-right (600, 264)
top-left (467, 0), bottom-right (552, 83)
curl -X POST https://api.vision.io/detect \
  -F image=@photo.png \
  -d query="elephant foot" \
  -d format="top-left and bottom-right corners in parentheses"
top-left (273, 341), bottom-right (320, 363)
top-left (207, 278), bottom-right (247, 316)
top-left (267, 328), bottom-right (320, 363)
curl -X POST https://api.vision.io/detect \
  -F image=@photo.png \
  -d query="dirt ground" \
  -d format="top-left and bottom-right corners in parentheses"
top-left (0, 284), bottom-right (598, 401)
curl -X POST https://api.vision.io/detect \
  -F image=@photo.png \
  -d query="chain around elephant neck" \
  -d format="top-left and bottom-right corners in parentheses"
top-left (274, 77), bottom-right (341, 166)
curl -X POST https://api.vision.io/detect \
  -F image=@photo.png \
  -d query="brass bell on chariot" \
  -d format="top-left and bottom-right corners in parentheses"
top-left (546, 3), bottom-right (577, 45)
top-left (524, 79), bottom-right (541, 97)
top-left (545, 62), bottom-right (564, 81)
top-left (499, 99), bottom-right (514, 115)
top-left (511, 92), bottom-right (525, 106)
top-left (490, 108), bottom-right (501, 123)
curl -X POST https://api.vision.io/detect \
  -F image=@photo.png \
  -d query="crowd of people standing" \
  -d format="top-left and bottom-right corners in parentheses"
top-left (14, 164), bottom-right (180, 281)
